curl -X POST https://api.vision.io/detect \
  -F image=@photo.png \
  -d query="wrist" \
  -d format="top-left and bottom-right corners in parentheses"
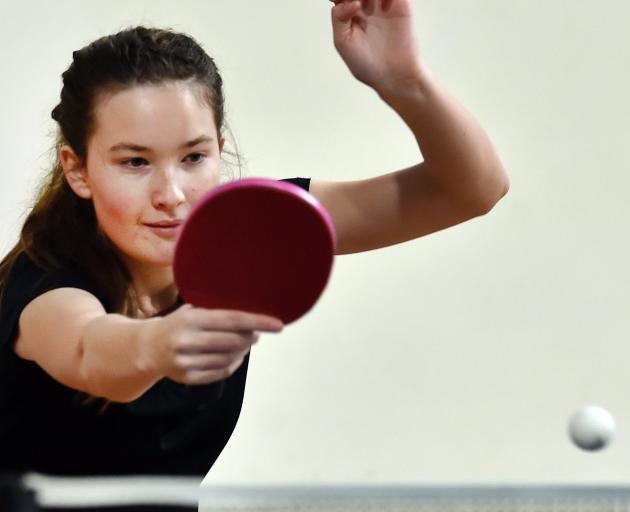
top-left (134, 317), bottom-right (164, 381)
top-left (375, 64), bottom-right (434, 106)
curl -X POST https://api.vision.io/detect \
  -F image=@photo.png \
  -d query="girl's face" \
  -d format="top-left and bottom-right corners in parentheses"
top-left (64, 81), bottom-right (224, 271)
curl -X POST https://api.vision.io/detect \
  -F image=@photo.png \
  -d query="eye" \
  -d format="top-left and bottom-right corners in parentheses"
top-left (122, 157), bottom-right (148, 168)
top-left (185, 153), bottom-right (206, 164)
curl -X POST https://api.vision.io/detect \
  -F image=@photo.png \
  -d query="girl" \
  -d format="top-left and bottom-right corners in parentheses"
top-left (0, 0), bottom-right (508, 479)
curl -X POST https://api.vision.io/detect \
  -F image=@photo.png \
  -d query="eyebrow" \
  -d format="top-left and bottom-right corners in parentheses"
top-left (108, 135), bottom-right (214, 153)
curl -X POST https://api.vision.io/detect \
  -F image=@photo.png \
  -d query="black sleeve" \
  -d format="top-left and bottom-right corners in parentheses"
top-left (0, 253), bottom-right (109, 353)
top-left (280, 177), bottom-right (310, 192)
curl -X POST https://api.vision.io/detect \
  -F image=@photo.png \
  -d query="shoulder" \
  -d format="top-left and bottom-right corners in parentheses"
top-left (0, 252), bottom-right (109, 352)
top-left (4, 252), bottom-right (108, 309)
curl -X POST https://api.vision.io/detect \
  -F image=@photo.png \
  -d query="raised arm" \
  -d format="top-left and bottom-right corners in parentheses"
top-left (310, 0), bottom-right (509, 255)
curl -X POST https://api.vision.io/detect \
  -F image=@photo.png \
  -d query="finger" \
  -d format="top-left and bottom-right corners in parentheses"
top-left (381, 0), bottom-right (394, 11)
top-left (183, 367), bottom-right (234, 386)
top-left (191, 308), bottom-right (284, 332)
top-left (183, 355), bottom-right (247, 384)
top-left (178, 349), bottom-right (250, 372)
top-left (331, 0), bottom-right (362, 24)
top-left (225, 354), bottom-right (247, 374)
top-left (177, 353), bottom-right (233, 372)
top-left (361, 0), bottom-right (375, 15)
top-left (178, 331), bottom-right (260, 354)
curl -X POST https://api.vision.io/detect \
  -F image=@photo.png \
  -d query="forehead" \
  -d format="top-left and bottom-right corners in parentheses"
top-left (90, 82), bottom-right (217, 146)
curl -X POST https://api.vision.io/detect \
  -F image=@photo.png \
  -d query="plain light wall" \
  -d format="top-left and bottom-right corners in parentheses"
top-left (1, 0), bottom-right (629, 485)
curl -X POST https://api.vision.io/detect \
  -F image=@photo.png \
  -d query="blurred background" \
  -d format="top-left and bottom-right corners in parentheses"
top-left (0, 0), bottom-right (629, 486)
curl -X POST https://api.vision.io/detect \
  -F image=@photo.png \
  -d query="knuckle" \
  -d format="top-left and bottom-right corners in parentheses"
top-left (219, 335), bottom-right (237, 351)
top-left (203, 354), bottom-right (229, 371)
top-left (205, 355), bottom-right (221, 370)
top-left (171, 333), bottom-right (187, 349)
top-left (235, 331), bottom-right (253, 346)
top-left (184, 370), bottom-right (200, 385)
top-left (173, 355), bottom-right (188, 370)
top-left (185, 369), bottom-right (213, 386)
top-left (180, 308), bottom-right (196, 323)
top-left (221, 353), bottom-right (235, 367)
top-left (227, 340), bottom-right (241, 352)
top-left (234, 334), bottom-right (251, 349)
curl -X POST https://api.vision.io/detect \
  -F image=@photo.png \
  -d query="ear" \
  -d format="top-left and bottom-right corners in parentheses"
top-left (59, 145), bottom-right (92, 199)
top-left (218, 136), bottom-right (225, 154)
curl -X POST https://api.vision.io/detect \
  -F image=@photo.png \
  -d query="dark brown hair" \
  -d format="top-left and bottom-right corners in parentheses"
top-left (0, 26), bottom-right (241, 410)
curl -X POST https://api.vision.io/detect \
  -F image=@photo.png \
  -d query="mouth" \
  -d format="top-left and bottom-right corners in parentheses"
top-left (145, 222), bottom-right (182, 228)
top-left (144, 221), bottom-right (183, 238)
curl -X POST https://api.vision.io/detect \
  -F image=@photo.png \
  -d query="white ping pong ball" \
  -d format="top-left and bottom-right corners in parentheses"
top-left (568, 405), bottom-right (616, 451)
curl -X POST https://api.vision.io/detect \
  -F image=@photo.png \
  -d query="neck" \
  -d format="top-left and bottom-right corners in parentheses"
top-left (124, 261), bottom-right (179, 317)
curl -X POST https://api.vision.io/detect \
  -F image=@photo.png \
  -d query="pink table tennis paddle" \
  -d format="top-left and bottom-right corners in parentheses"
top-left (173, 178), bottom-right (336, 324)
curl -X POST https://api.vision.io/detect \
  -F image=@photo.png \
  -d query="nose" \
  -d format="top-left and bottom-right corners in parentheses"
top-left (151, 168), bottom-right (186, 211)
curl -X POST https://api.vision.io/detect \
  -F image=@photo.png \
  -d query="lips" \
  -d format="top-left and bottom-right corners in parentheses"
top-left (145, 220), bottom-right (183, 239)
top-left (145, 220), bottom-right (183, 228)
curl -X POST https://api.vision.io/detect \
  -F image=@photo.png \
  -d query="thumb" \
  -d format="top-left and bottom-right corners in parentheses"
top-left (331, 0), bottom-right (362, 25)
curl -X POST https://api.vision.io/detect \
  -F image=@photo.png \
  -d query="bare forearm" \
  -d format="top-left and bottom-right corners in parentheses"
top-left (378, 66), bottom-right (510, 212)
top-left (79, 314), bottom-right (162, 403)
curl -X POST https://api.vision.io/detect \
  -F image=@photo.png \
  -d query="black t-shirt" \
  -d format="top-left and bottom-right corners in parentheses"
top-left (0, 177), bottom-right (310, 477)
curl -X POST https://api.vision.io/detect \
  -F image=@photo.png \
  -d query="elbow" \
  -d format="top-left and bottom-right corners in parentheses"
top-left (475, 168), bottom-right (510, 216)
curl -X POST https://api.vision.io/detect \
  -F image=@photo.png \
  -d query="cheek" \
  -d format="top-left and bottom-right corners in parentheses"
top-left (92, 183), bottom-right (142, 231)
top-left (188, 173), bottom-right (221, 204)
